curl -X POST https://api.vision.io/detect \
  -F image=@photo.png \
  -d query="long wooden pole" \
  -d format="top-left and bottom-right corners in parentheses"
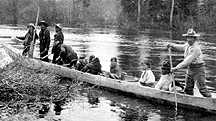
top-left (137, 0), bottom-right (141, 23)
top-left (170, 0), bottom-right (175, 29)
top-left (29, 0), bottom-right (40, 58)
top-left (169, 0), bottom-right (178, 114)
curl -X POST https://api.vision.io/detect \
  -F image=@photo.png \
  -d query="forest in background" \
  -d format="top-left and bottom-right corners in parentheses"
top-left (1, 0), bottom-right (216, 32)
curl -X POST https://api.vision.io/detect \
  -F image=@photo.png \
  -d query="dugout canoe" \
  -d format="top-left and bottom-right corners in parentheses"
top-left (2, 43), bottom-right (216, 114)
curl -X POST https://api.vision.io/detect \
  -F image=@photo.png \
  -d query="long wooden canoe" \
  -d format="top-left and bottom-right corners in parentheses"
top-left (2, 44), bottom-right (216, 114)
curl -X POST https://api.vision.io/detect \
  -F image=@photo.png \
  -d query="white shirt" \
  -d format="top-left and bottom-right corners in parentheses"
top-left (155, 74), bottom-right (173, 90)
top-left (139, 69), bottom-right (155, 84)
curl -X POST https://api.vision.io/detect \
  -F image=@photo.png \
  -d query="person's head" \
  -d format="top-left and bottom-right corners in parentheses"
top-left (27, 23), bottom-right (35, 32)
top-left (161, 60), bottom-right (171, 75)
top-left (140, 61), bottom-right (151, 70)
top-left (93, 57), bottom-right (100, 63)
top-left (38, 21), bottom-right (49, 30)
top-left (55, 24), bottom-right (62, 32)
top-left (182, 28), bottom-right (200, 46)
top-left (110, 57), bottom-right (118, 66)
top-left (89, 55), bottom-right (95, 63)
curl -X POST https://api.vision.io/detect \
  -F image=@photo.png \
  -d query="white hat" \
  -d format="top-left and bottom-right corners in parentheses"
top-left (182, 28), bottom-right (200, 37)
top-left (55, 24), bottom-right (62, 30)
top-left (27, 23), bottom-right (35, 29)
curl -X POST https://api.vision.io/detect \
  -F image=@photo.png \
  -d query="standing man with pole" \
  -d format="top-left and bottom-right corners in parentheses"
top-left (168, 28), bottom-right (211, 97)
top-left (38, 20), bottom-right (50, 62)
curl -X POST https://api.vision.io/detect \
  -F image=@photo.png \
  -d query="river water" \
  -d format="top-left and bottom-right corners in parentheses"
top-left (0, 25), bottom-right (216, 121)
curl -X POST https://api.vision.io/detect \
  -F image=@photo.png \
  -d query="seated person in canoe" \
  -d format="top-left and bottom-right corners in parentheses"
top-left (16, 23), bottom-right (38, 57)
top-left (56, 44), bottom-right (78, 67)
top-left (155, 60), bottom-right (184, 91)
top-left (138, 61), bottom-right (155, 87)
top-left (75, 55), bottom-right (88, 71)
top-left (107, 57), bottom-right (126, 80)
top-left (81, 57), bottom-right (102, 75)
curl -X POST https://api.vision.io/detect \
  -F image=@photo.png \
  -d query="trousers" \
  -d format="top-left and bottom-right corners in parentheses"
top-left (184, 65), bottom-right (211, 97)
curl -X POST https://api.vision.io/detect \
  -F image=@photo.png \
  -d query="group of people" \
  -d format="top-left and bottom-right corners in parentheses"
top-left (17, 22), bottom-right (212, 98)
top-left (16, 21), bottom-right (104, 75)
top-left (137, 28), bottom-right (211, 98)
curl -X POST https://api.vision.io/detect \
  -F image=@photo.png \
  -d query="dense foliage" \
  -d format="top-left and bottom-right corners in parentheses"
top-left (0, 0), bottom-right (216, 31)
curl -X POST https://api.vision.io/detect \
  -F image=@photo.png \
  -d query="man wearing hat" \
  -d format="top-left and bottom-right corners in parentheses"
top-left (38, 20), bottom-right (50, 62)
top-left (167, 28), bottom-right (211, 97)
top-left (16, 23), bottom-right (38, 57)
top-left (51, 24), bottom-right (64, 63)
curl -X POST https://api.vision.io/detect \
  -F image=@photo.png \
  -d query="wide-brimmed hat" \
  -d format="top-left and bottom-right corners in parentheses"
top-left (182, 28), bottom-right (200, 37)
top-left (55, 23), bottom-right (62, 30)
top-left (27, 23), bottom-right (35, 29)
top-left (38, 20), bottom-right (49, 27)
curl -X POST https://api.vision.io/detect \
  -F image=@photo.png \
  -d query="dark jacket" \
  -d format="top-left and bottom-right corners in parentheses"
top-left (51, 31), bottom-right (64, 54)
top-left (59, 44), bottom-right (78, 65)
top-left (39, 28), bottom-right (50, 52)
top-left (81, 57), bottom-right (102, 75)
top-left (75, 58), bottom-right (88, 71)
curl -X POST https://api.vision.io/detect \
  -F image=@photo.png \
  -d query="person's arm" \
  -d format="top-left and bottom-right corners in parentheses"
top-left (168, 43), bottom-right (187, 51)
top-left (172, 47), bottom-right (200, 71)
top-left (16, 36), bottom-right (25, 40)
top-left (16, 32), bottom-right (28, 40)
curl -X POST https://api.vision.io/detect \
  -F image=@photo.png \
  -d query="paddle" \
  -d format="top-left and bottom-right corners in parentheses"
top-left (168, 47), bottom-right (178, 112)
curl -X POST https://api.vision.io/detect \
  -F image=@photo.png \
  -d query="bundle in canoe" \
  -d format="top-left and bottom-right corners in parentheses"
top-left (2, 44), bottom-right (216, 114)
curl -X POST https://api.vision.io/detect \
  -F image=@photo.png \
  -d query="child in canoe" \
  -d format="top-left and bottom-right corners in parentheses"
top-left (155, 60), bottom-right (184, 91)
top-left (107, 57), bottom-right (127, 80)
top-left (138, 61), bottom-right (156, 87)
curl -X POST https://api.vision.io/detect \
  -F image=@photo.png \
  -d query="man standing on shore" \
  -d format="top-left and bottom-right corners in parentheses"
top-left (38, 21), bottom-right (50, 62)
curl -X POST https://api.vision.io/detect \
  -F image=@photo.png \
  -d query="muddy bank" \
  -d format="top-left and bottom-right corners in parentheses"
top-left (0, 61), bottom-right (86, 120)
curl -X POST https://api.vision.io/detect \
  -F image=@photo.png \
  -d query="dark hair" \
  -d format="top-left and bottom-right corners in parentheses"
top-left (110, 57), bottom-right (117, 62)
top-left (141, 61), bottom-right (151, 68)
top-left (89, 55), bottom-right (95, 62)
top-left (145, 62), bottom-right (151, 68)
top-left (161, 60), bottom-right (171, 75)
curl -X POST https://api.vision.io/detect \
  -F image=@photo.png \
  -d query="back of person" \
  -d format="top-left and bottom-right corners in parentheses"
top-left (75, 56), bottom-right (88, 71)
top-left (58, 44), bottom-right (78, 66)
top-left (81, 57), bottom-right (102, 75)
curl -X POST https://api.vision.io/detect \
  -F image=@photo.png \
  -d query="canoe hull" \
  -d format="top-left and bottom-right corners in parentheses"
top-left (3, 44), bottom-right (216, 114)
